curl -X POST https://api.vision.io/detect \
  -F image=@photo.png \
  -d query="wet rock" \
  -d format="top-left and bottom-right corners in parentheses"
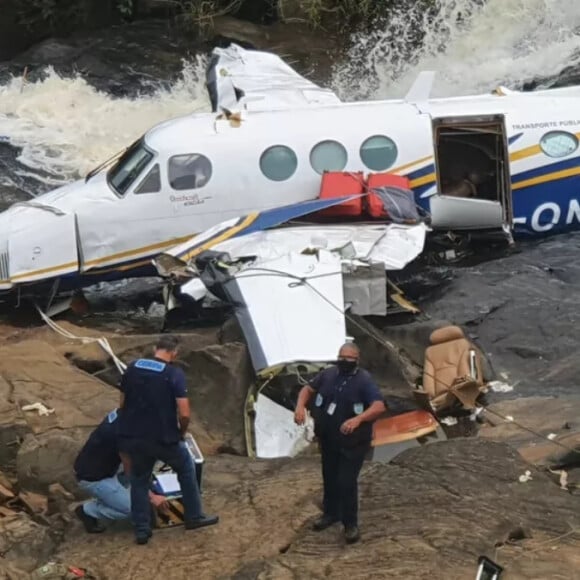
top-left (0, 339), bottom-right (118, 437)
top-left (180, 342), bottom-right (254, 455)
top-left (1, 20), bottom-right (200, 97)
top-left (16, 430), bottom-right (89, 496)
top-left (479, 396), bottom-right (580, 469)
top-left (218, 316), bottom-right (245, 344)
top-left (0, 513), bottom-right (55, 572)
top-left (47, 483), bottom-right (75, 516)
top-left (18, 491), bottom-right (48, 516)
top-left (16, 322), bottom-right (251, 455)
top-left (480, 397), bottom-right (580, 442)
top-left (29, 321), bottom-right (219, 377)
top-left (0, 335), bottom-right (123, 492)
top-left (407, 233), bottom-right (580, 398)
top-left (0, 561), bottom-right (29, 580)
top-left (0, 472), bottom-right (15, 495)
top-left (346, 314), bottom-right (420, 398)
top-left (55, 439), bottom-right (580, 579)
top-left (210, 16), bottom-right (341, 84)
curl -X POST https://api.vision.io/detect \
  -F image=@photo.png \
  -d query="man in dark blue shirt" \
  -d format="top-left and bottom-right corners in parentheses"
top-left (294, 342), bottom-right (385, 544)
top-left (73, 408), bottom-right (168, 534)
top-left (118, 334), bottom-right (218, 544)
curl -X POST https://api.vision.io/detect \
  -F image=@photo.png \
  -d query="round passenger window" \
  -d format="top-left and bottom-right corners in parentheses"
top-left (260, 145), bottom-right (298, 181)
top-left (360, 135), bottom-right (398, 171)
top-left (310, 140), bottom-right (348, 174)
top-left (539, 131), bottom-right (579, 158)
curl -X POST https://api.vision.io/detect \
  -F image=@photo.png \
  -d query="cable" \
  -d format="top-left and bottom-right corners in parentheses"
top-left (231, 265), bottom-right (580, 460)
top-left (34, 304), bottom-right (127, 374)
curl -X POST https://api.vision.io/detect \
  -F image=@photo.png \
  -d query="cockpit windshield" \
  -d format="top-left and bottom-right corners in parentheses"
top-left (107, 139), bottom-right (154, 196)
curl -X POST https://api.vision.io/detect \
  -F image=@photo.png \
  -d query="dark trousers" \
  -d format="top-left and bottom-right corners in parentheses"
top-left (120, 438), bottom-right (203, 538)
top-left (320, 438), bottom-right (368, 528)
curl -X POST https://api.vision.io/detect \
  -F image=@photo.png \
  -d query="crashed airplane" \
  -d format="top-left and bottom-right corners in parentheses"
top-left (2, 43), bottom-right (517, 459)
top-left (1, 43), bottom-right (580, 303)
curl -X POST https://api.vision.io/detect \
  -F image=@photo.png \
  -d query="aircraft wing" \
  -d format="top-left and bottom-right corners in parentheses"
top-left (153, 196), bottom-right (365, 275)
top-left (206, 43), bottom-right (342, 112)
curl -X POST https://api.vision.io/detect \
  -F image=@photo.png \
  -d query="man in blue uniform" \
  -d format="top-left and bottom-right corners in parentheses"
top-left (73, 408), bottom-right (168, 533)
top-left (118, 335), bottom-right (218, 545)
top-left (294, 342), bottom-right (386, 544)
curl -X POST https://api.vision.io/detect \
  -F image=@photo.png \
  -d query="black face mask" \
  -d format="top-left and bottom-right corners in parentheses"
top-left (337, 359), bottom-right (358, 374)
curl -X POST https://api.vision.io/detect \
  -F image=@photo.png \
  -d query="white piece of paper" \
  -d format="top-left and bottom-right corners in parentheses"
top-left (155, 472), bottom-right (180, 494)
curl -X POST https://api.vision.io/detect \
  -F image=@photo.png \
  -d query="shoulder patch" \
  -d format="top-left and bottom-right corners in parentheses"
top-left (107, 409), bottom-right (118, 423)
top-left (135, 359), bottom-right (166, 373)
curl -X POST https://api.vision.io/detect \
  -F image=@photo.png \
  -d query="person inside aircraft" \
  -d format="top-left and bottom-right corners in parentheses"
top-left (441, 175), bottom-right (477, 198)
top-left (441, 168), bottom-right (495, 199)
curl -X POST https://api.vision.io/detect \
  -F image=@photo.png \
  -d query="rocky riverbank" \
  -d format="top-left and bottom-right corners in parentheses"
top-left (2, 2), bottom-right (580, 577)
top-left (0, 292), bottom-right (577, 578)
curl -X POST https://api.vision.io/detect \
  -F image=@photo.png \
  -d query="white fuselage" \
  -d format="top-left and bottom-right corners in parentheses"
top-left (2, 83), bottom-right (580, 293)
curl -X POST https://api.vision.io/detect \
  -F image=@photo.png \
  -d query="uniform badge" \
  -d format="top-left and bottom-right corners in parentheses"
top-left (353, 403), bottom-right (364, 415)
top-left (107, 408), bottom-right (118, 423)
top-left (315, 394), bottom-right (323, 407)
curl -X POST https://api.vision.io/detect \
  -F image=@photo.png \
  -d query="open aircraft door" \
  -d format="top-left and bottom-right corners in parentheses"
top-left (428, 115), bottom-right (513, 233)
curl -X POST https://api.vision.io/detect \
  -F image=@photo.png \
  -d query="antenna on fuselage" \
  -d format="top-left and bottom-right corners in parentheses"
top-left (404, 71), bottom-right (436, 104)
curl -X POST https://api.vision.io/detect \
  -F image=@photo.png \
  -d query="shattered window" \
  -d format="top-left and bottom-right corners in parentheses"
top-left (107, 139), bottom-right (154, 196)
top-left (260, 145), bottom-right (298, 181)
top-left (310, 140), bottom-right (348, 174)
top-left (134, 163), bottom-right (161, 194)
top-left (169, 154), bottom-right (212, 190)
top-left (540, 131), bottom-right (579, 158)
top-left (360, 135), bottom-right (398, 171)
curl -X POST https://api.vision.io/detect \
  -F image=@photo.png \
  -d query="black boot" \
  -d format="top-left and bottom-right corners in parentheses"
top-left (74, 505), bottom-right (104, 534)
top-left (135, 530), bottom-right (153, 545)
top-left (184, 514), bottom-right (219, 530)
top-left (344, 525), bottom-right (360, 544)
top-left (312, 514), bottom-right (338, 531)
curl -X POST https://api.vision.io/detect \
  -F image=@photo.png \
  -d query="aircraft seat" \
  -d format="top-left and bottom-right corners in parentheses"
top-left (418, 325), bottom-right (485, 412)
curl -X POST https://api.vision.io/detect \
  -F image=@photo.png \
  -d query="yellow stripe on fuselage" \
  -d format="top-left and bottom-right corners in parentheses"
top-left (512, 166), bottom-right (580, 191)
top-left (178, 212), bottom-right (259, 263)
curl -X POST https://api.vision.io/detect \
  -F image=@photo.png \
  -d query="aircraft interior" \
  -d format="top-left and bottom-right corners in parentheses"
top-left (434, 120), bottom-right (509, 204)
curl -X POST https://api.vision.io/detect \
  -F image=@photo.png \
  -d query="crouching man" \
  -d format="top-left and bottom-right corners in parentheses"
top-left (73, 408), bottom-right (168, 533)
top-left (294, 342), bottom-right (386, 544)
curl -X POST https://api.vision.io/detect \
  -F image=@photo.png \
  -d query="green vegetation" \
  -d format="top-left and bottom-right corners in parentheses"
top-left (17, 0), bottom-right (94, 32)
top-left (13, 0), bottom-right (440, 40)
top-left (174, 1), bottom-right (245, 37)
top-left (289, 0), bottom-right (393, 31)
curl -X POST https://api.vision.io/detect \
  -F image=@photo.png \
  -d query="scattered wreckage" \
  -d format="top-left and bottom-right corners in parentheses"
top-left (5, 41), bottom-right (580, 307)
top-left (149, 195), bottom-right (489, 462)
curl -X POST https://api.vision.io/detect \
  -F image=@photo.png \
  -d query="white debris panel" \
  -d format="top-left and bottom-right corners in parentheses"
top-left (254, 394), bottom-right (314, 458)
top-left (223, 250), bottom-right (346, 371)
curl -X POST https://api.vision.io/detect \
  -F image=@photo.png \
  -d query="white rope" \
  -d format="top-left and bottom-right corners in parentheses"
top-left (35, 305), bottom-right (127, 374)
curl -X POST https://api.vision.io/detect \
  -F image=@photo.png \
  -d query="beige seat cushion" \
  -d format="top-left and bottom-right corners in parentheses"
top-left (421, 325), bottom-right (484, 411)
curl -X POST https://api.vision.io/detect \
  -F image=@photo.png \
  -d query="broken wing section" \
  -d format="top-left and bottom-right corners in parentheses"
top-left (222, 251), bottom-right (346, 372)
top-left (156, 197), bottom-right (365, 270)
top-left (7, 207), bottom-right (79, 285)
top-left (206, 43), bottom-right (342, 112)
top-left (212, 223), bottom-right (428, 271)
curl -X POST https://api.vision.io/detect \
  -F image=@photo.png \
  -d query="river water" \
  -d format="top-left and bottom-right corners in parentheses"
top-left (1, 0), bottom-right (579, 195)
top-left (1, 0), bottom-right (580, 397)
